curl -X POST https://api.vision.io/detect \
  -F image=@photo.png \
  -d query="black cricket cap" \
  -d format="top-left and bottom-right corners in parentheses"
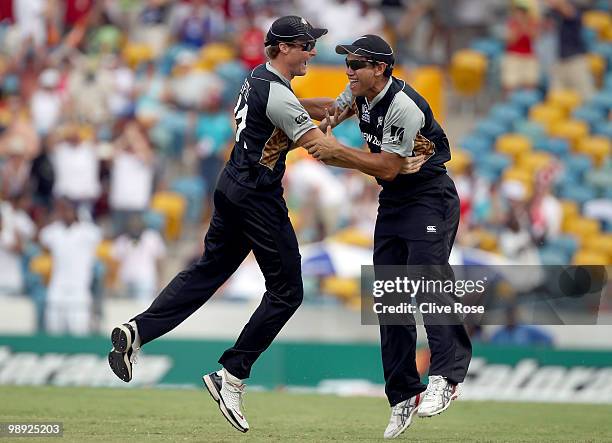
top-left (336, 34), bottom-right (395, 66)
top-left (265, 15), bottom-right (328, 47)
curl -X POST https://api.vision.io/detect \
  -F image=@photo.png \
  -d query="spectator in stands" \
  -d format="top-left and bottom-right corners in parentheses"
top-left (0, 97), bottom-right (40, 159)
top-left (133, 0), bottom-right (172, 58)
top-left (30, 68), bottom-right (62, 136)
top-left (501, 0), bottom-right (540, 93)
top-left (39, 197), bottom-right (101, 335)
top-left (490, 304), bottom-right (554, 346)
top-left (545, 0), bottom-right (595, 100)
top-left (499, 181), bottom-right (541, 264)
top-left (105, 55), bottom-right (136, 120)
top-left (285, 156), bottom-right (350, 238)
top-left (108, 120), bottom-right (156, 235)
top-left (66, 59), bottom-right (111, 125)
top-left (112, 213), bottom-right (166, 303)
top-left (454, 163), bottom-right (491, 229)
top-left (0, 191), bottom-right (35, 294)
top-left (51, 124), bottom-right (101, 212)
top-left (314, 0), bottom-right (383, 44)
top-left (1, 136), bottom-right (31, 199)
top-left (28, 137), bottom-right (55, 224)
top-left (194, 93), bottom-right (232, 207)
top-left (62, 0), bottom-right (94, 33)
top-left (235, 7), bottom-right (266, 70)
top-left (529, 166), bottom-right (562, 245)
top-left (12, 0), bottom-right (48, 53)
top-left (174, 0), bottom-right (226, 49)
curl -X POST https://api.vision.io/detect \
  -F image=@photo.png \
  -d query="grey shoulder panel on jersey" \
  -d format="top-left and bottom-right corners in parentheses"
top-left (265, 82), bottom-right (316, 143)
top-left (335, 83), bottom-right (353, 110)
top-left (381, 91), bottom-right (425, 157)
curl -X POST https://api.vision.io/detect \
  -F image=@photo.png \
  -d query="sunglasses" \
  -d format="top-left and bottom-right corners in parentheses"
top-left (286, 40), bottom-right (316, 52)
top-left (345, 58), bottom-right (379, 71)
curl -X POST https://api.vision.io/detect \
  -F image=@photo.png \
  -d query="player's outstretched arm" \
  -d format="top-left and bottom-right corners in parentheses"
top-left (300, 111), bottom-right (426, 181)
top-left (299, 97), bottom-right (336, 121)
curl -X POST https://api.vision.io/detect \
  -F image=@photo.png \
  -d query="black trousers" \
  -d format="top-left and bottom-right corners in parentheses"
top-left (132, 171), bottom-right (303, 379)
top-left (374, 174), bottom-right (472, 406)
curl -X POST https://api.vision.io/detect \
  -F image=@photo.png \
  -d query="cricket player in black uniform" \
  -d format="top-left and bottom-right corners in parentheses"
top-left (304, 35), bottom-right (472, 439)
top-left (107, 16), bottom-right (333, 433)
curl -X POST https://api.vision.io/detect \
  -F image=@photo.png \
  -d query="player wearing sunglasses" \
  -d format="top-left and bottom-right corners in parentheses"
top-left (304, 35), bottom-right (472, 439)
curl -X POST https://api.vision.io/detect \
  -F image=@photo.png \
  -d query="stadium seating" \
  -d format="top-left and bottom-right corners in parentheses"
top-left (548, 120), bottom-right (589, 149)
top-left (548, 89), bottom-right (582, 113)
top-left (151, 192), bottom-right (187, 241)
top-left (449, 49), bottom-right (488, 97)
top-left (170, 176), bottom-right (207, 223)
top-left (576, 136), bottom-right (610, 166)
top-left (563, 216), bottom-right (601, 244)
top-left (529, 103), bottom-right (566, 131)
top-left (496, 134), bottom-right (532, 159)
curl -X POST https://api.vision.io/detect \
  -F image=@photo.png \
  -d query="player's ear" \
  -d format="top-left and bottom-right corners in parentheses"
top-left (279, 42), bottom-right (291, 55)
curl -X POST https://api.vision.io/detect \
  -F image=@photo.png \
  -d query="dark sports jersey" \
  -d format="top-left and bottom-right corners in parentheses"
top-left (223, 63), bottom-right (316, 190)
top-left (337, 76), bottom-right (451, 201)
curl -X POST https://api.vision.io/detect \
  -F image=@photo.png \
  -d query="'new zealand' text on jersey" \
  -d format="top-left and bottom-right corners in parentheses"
top-left (223, 63), bottom-right (316, 190)
top-left (337, 77), bottom-right (451, 201)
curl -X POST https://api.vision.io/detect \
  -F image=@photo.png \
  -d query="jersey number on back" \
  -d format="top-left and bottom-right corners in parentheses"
top-left (234, 93), bottom-right (248, 148)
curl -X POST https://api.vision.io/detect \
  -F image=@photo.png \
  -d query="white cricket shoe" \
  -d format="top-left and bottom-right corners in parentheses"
top-left (203, 369), bottom-right (249, 432)
top-left (417, 375), bottom-right (460, 418)
top-left (384, 393), bottom-right (422, 439)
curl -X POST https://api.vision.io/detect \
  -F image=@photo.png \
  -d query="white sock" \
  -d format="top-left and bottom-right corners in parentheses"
top-left (128, 321), bottom-right (141, 349)
top-left (223, 368), bottom-right (242, 385)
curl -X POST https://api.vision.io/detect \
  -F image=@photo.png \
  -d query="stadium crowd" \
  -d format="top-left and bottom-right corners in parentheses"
top-left (0, 0), bottom-right (610, 336)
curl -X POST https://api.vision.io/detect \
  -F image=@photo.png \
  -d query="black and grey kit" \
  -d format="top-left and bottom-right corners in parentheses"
top-left (339, 75), bottom-right (472, 406)
top-left (131, 63), bottom-right (316, 379)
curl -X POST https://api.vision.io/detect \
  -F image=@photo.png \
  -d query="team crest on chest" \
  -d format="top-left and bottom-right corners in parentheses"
top-left (377, 116), bottom-right (383, 128)
top-left (361, 103), bottom-right (370, 123)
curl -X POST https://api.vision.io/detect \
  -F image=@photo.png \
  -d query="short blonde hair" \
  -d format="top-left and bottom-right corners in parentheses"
top-left (265, 45), bottom-right (281, 59)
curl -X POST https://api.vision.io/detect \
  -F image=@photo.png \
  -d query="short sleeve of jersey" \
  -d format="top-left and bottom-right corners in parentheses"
top-left (381, 92), bottom-right (425, 157)
top-left (335, 83), bottom-right (354, 110)
top-left (266, 82), bottom-right (316, 142)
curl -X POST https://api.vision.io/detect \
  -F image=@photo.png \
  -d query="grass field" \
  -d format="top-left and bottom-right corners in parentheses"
top-left (1, 386), bottom-right (611, 442)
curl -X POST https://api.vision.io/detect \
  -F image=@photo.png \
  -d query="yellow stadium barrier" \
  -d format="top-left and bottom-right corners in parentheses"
top-left (576, 136), bottom-right (611, 167)
top-left (322, 276), bottom-right (359, 302)
top-left (292, 66), bottom-right (352, 100)
top-left (293, 65), bottom-right (445, 123)
top-left (409, 66), bottom-right (445, 123)
top-left (151, 192), bottom-right (187, 241)
top-left (330, 227), bottom-right (373, 248)
top-left (496, 134), bottom-right (532, 159)
top-left (548, 120), bottom-right (589, 149)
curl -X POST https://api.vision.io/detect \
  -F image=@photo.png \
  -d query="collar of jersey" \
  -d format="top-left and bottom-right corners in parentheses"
top-left (365, 77), bottom-right (393, 110)
top-left (265, 62), bottom-right (291, 87)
